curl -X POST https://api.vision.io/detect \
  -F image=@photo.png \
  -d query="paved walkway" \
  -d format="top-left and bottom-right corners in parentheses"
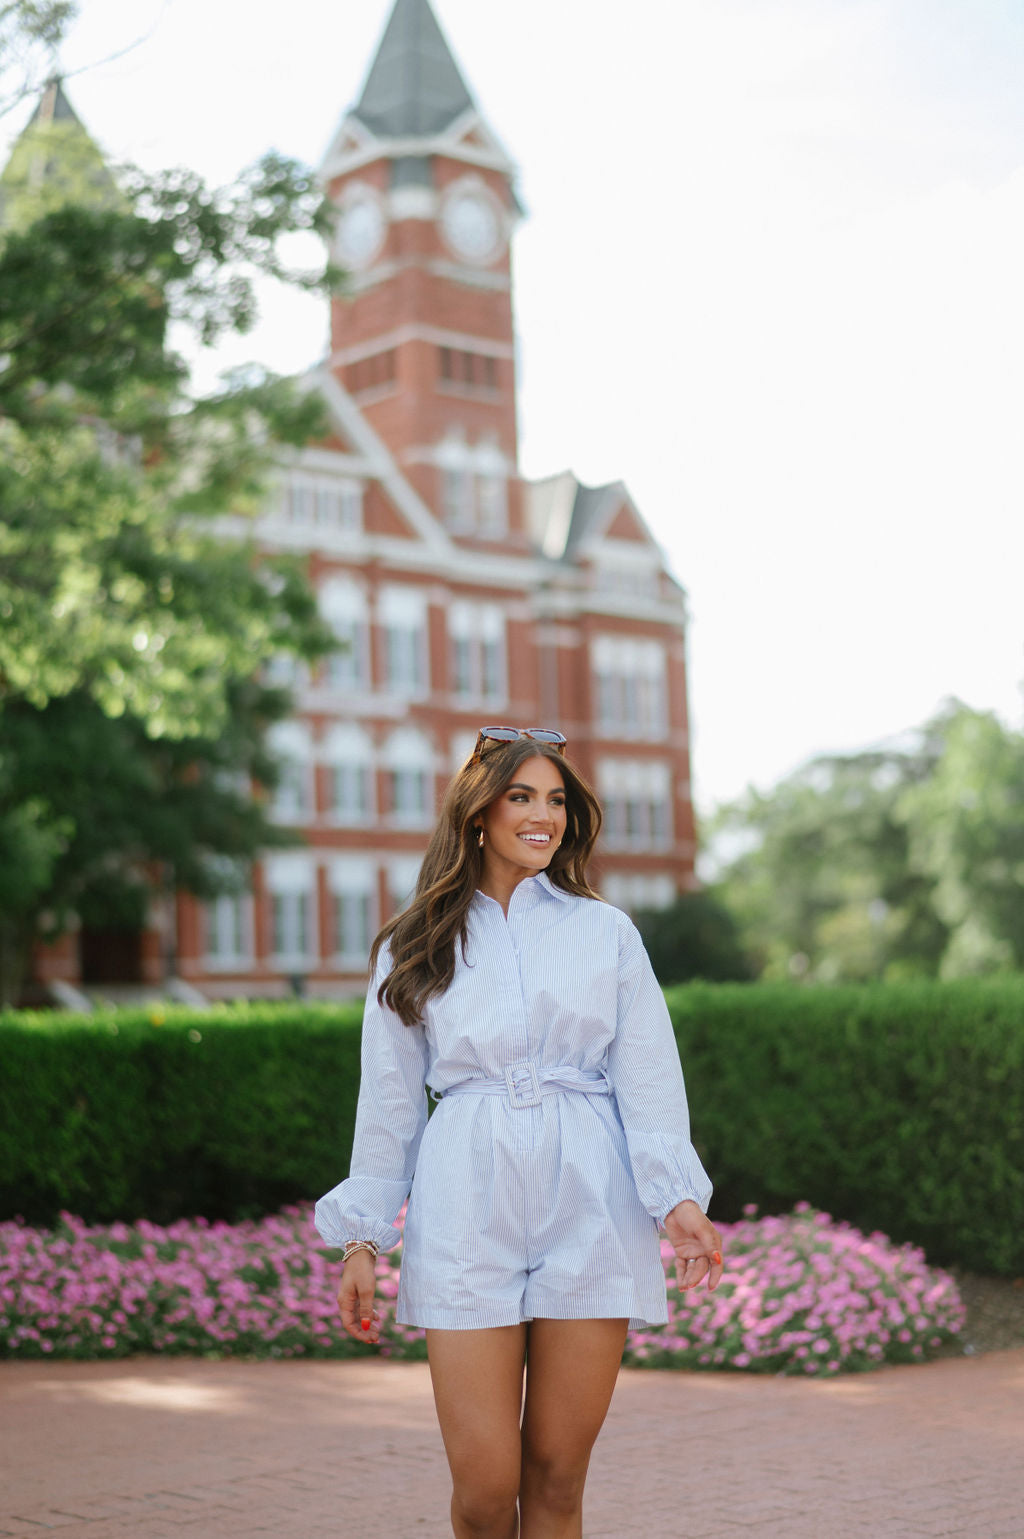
top-left (1, 1350), bottom-right (1022, 1538)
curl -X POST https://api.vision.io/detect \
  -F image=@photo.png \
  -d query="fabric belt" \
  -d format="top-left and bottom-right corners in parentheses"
top-left (440, 1060), bottom-right (611, 1110)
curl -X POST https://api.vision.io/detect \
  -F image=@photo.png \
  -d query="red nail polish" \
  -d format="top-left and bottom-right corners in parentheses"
top-left (361, 1318), bottom-right (371, 1330)
top-left (712, 1251), bottom-right (722, 1265)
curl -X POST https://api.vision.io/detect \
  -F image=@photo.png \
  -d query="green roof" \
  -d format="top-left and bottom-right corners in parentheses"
top-left (353, 0), bottom-right (476, 137)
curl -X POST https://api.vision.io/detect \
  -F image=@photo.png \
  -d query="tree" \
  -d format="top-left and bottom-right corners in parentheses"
top-left (633, 890), bottom-right (754, 985)
top-left (0, 80), bottom-right (341, 1002)
top-left (702, 698), bottom-right (1024, 984)
top-left (0, 2), bottom-right (76, 120)
top-left (895, 704), bottom-right (1024, 976)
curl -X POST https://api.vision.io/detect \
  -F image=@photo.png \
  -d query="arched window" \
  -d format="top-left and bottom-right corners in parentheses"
top-left (322, 722), bottom-right (375, 825)
top-left (319, 578), bottom-right (370, 691)
top-left (449, 601), bottom-right (506, 703)
top-left (202, 858), bottom-right (253, 969)
top-left (263, 853), bottom-right (317, 967)
top-left (266, 721), bottom-right (315, 822)
top-left (378, 586), bottom-right (430, 696)
top-left (382, 727), bottom-right (434, 828)
top-left (327, 857), bottom-right (376, 965)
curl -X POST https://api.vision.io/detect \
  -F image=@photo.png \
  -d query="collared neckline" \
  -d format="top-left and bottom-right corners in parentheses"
top-left (473, 870), bottom-right (571, 909)
top-left (534, 871), bottom-right (570, 902)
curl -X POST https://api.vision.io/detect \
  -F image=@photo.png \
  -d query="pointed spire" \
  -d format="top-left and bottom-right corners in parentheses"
top-left (353, 0), bottom-right (475, 137)
top-left (27, 77), bottom-right (81, 129)
top-left (0, 78), bottom-right (122, 232)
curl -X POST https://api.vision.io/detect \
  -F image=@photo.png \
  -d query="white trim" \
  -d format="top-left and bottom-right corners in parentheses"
top-left (311, 368), bottom-right (451, 552)
top-left (338, 253), bottom-right (511, 297)
top-left (439, 174), bottom-right (509, 266)
top-left (248, 509), bottom-right (688, 620)
top-left (594, 540), bottom-right (663, 569)
top-left (329, 324), bottom-right (515, 366)
top-left (320, 110), bottom-right (375, 173)
top-left (389, 185), bottom-right (436, 221)
top-left (427, 258), bottom-right (510, 291)
top-left (333, 180), bottom-right (388, 270)
top-left (574, 487), bottom-right (666, 561)
top-left (279, 444), bottom-right (376, 476)
top-left (320, 110), bottom-right (520, 184)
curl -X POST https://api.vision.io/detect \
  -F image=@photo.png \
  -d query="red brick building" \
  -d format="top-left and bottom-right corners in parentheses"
top-left (32, 0), bottom-right (700, 1001)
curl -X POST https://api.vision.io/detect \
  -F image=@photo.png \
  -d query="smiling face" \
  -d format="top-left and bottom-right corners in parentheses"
top-left (475, 753), bottom-right (568, 889)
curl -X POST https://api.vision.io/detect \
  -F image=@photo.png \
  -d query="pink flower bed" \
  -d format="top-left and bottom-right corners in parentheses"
top-left (0, 1203), bottom-right (963, 1375)
top-left (626, 1203), bottom-right (965, 1375)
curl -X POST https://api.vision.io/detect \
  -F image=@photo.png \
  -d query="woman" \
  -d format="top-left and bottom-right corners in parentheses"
top-left (315, 727), bottom-right (723, 1539)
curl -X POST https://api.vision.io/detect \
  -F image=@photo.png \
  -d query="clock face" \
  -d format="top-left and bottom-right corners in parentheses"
top-left (336, 195), bottom-right (385, 268)
top-left (442, 189), bottom-right (502, 262)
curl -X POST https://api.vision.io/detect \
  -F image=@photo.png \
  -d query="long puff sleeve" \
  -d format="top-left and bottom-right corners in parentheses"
top-left (607, 917), bottom-right (713, 1222)
top-left (314, 955), bottom-right (430, 1254)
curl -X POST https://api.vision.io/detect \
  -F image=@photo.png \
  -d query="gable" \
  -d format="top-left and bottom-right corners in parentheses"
top-left (312, 428), bottom-right (359, 457)
top-left (310, 366), bottom-right (450, 552)
top-left (363, 483), bottom-right (418, 539)
top-left (604, 501), bottom-right (652, 544)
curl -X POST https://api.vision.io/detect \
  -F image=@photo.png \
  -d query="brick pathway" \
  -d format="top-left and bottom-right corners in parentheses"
top-left (1, 1350), bottom-right (1022, 1537)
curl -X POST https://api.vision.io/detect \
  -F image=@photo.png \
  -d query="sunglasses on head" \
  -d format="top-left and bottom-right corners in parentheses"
top-left (470, 726), bottom-right (567, 763)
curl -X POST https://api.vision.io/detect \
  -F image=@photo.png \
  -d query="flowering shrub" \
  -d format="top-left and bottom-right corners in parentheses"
top-left (0, 1203), bottom-right (963, 1375)
top-left (625, 1204), bottom-right (965, 1376)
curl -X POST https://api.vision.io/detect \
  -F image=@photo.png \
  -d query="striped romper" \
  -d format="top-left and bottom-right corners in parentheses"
top-left (314, 871), bottom-right (712, 1330)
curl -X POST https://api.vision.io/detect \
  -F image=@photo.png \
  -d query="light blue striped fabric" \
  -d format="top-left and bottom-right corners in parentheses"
top-left (314, 872), bottom-right (713, 1329)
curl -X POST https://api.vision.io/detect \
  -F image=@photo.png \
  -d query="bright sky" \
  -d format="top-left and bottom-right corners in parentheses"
top-left (6, 0), bottom-right (1024, 825)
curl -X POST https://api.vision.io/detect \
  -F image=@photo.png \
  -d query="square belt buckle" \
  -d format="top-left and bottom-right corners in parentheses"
top-left (504, 1060), bottom-right (542, 1109)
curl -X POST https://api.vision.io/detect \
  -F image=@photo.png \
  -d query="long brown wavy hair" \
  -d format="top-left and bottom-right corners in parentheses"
top-left (370, 738), bottom-right (603, 1025)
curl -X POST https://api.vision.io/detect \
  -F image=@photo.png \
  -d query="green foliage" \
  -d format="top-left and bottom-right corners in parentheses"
top-left (669, 975), bottom-right (1024, 1276)
top-left (0, 3), bottom-right (77, 120)
top-left (0, 96), bottom-right (341, 1001)
top-left (895, 709), bottom-right (1024, 975)
top-left (704, 698), bottom-right (1024, 985)
top-left (634, 890), bottom-right (754, 984)
top-left (2, 980), bottom-right (1021, 1277)
top-left (0, 682), bottom-right (305, 962)
top-left (0, 1002), bottom-right (364, 1226)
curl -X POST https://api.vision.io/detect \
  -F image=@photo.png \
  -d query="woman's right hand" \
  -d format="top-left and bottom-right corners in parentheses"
top-left (337, 1251), bottom-right (381, 1344)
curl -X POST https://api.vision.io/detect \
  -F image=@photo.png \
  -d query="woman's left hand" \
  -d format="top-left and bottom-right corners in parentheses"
top-left (663, 1200), bottom-right (724, 1291)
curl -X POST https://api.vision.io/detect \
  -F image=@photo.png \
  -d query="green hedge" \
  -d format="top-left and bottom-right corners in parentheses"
top-left (2, 979), bottom-right (1022, 1274)
top-left (666, 976), bottom-right (1024, 1276)
top-left (0, 1002), bottom-right (362, 1227)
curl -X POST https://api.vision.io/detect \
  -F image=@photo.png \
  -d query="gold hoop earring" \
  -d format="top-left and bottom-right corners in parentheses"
top-left (476, 827), bottom-right (484, 848)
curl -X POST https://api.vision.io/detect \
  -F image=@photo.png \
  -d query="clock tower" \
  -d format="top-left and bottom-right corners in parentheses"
top-left (322, 0), bottom-right (526, 548)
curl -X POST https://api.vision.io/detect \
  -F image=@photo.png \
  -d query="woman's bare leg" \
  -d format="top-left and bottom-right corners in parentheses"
top-left (427, 1325), bottom-right (528, 1538)
top-left (518, 1318), bottom-right (629, 1539)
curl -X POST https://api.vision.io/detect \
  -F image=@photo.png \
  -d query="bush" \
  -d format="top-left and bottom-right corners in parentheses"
top-left (670, 976), bottom-right (1024, 1276)
top-left (635, 891), bottom-right (755, 983)
top-left (631, 892), bottom-right (751, 984)
top-left (1, 977), bottom-right (1021, 1275)
top-left (0, 1001), bottom-right (362, 1226)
